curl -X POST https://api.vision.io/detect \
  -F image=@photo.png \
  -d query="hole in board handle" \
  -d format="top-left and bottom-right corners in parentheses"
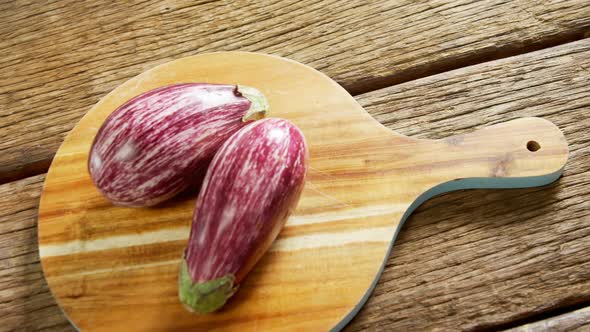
top-left (527, 141), bottom-right (541, 152)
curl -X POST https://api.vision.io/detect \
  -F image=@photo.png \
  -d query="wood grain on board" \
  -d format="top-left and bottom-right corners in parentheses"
top-left (1, 40), bottom-right (589, 331)
top-left (2, 0), bottom-right (590, 183)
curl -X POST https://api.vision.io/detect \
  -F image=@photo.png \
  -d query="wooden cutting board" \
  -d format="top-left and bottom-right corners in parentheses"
top-left (38, 52), bottom-right (569, 331)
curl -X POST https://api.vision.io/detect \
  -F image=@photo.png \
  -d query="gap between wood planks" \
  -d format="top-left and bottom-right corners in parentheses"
top-left (347, 30), bottom-right (589, 95)
top-left (487, 301), bottom-right (590, 331)
top-left (505, 306), bottom-right (590, 332)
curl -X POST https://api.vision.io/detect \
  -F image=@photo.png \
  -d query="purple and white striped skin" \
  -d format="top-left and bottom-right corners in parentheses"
top-left (88, 83), bottom-right (268, 207)
top-left (179, 118), bottom-right (308, 314)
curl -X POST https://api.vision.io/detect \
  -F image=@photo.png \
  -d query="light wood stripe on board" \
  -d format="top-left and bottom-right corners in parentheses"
top-left (40, 225), bottom-right (395, 258)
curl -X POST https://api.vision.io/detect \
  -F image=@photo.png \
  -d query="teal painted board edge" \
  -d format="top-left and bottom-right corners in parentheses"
top-left (333, 166), bottom-right (566, 332)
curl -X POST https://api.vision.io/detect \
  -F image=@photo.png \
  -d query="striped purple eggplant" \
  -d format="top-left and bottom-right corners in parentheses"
top-left (179, 118), bottom-right (308, 313)
top-left (88, 83), bottom-right (268, 207)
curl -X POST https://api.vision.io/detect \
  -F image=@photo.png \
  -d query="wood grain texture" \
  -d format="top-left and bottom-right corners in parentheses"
top-left (0, 175), bottom-right (72, 332)
top-left (36, 52), bottom-right (567, 331)
top-left (506, 306), bottom-right (590, 332)
top-left (1, 40), bottom-right (589, 332)
top-left (2, 0), bottom-right (590, 183)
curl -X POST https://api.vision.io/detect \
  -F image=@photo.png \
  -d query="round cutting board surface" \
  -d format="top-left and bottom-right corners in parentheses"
top-left (38, 52), bottom-right (568, 331)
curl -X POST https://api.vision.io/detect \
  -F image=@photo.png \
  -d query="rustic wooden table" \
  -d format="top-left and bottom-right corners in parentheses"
top-left (1, 1), bottom-right (589, 331)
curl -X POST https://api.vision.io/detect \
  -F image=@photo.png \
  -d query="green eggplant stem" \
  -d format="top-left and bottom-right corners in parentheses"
top-left (236, 85), bottom-right (269, 122)
top-left (178, 256), bottom-right (237, 314)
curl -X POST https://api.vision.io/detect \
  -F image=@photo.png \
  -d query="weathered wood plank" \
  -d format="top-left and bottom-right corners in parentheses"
top-left (1, 40), bottom-right (589, 332)
top-left (506, 306), bottom-right (590, 332)
top-left (345, 39), bottom-right (590, 331)
top-left (1, 0), bottom-right (589, 183)
top-left (0, 175), bottom-right (73, 332)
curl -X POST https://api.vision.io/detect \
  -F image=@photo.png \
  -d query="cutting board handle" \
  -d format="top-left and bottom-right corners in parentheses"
top-left (419, 117), bottom-right (569, 193)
